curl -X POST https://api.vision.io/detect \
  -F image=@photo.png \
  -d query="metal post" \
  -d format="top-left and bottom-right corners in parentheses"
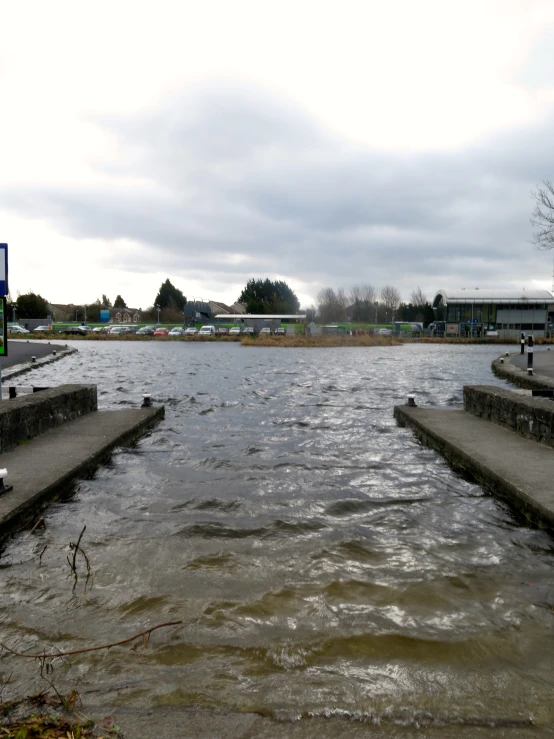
top-left (527, 335), bottom-right (534, 372)
top-left (520, 331), bottom-right (525, 355)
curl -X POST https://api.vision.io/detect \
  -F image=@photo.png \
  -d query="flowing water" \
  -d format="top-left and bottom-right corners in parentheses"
top-left (0, 342), bottom-right (552, 732)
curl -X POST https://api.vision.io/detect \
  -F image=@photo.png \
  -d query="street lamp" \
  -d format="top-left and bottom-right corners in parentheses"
top-left (84, 304), bottom-right (87, 325)
top-left (155, 304), bottom-right (160, 325)
top-left (374, 302), bottom-right (378, 324)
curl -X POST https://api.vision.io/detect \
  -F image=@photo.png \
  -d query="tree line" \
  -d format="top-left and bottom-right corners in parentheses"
top-left (7, 279), bottom-right (188, 322)
top-left (9, 277), bottom-right (435, 326)
top-left (316, 284), bottom-right (435, 325)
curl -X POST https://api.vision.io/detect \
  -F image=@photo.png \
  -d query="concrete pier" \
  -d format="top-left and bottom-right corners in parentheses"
top-left (394, 403), bottom-right (554, 528)
top-left (0, 405), bottom-right (163, 536)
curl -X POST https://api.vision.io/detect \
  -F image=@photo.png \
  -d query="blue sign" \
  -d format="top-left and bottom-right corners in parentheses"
top-left (100, 309), bottom-right (110, 322)
top-left (0, 244), bottom-right (7, 297)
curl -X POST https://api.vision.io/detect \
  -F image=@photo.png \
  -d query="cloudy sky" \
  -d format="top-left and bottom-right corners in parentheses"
top-left (2, 0), bottom-right (554, 310)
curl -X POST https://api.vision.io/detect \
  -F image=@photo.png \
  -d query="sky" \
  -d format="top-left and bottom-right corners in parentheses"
top-left (2, 0), bottom-right (554, 311)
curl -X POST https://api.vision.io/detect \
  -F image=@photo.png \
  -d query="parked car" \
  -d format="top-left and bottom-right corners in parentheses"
top-left (215, 327), bottom-right (229, 335)
top-left (136, 325), bottom-right (157, 335)
top-left (274, 327), bottom-right (286, 335)
top-left (229, 327), bottom-right (242, 335)
top-left (184, 327), bottom-right (198, 335)
top-left (153, 327), bottom-right (170, 336)
top-left (60, 326), bottom-right (90, 335)
top-left (198, 325), bottom-right (215, 336)
top-left (168, 327), bottom-right (186, 336)
top-left (378, 328), bottom-right (392, 336)
top-left (259, 327), bottom-right (272, 335)
top-left (109, 326), bottom-right (131, 335)
top-left (7, 324), bottom-right (30, 334)
top-left (93, 326), bottom-right (108, 333)
top-left (33, 325), bottom-right (52, 333)
top-left (242, 327), bottom-right (255, 336)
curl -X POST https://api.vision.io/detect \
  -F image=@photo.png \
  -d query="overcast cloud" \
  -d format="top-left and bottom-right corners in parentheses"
top-left (1, 0), bottom-right (554, 309)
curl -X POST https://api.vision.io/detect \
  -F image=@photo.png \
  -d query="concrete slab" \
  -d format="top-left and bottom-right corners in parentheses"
top-left (0, 406), bottom-right (164, 536)
top-left (2, 340), bottom-right (66, 369)
top-left (85, 706), bottom-right (539, 738)
top-left (394, 405), bottom-right (554, 529)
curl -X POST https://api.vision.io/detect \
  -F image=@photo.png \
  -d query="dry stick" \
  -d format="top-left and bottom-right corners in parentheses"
top-left (71, 525), bottom-right (86, 573)
top-left (0, 621), bottom-right (182, 660)
top-left (39, 544), bottom-right (47, 565)
top-left (29, 518), bottom-right (46, 535)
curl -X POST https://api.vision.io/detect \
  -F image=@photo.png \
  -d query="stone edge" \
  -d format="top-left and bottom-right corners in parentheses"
top-left (2, 345), bottom-right (78, 381)
top-left (492, 353), bottom-right (554, 391)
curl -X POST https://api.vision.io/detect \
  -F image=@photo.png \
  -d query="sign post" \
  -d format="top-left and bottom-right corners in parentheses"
top-left (0, 244), bottom-right (9, 400)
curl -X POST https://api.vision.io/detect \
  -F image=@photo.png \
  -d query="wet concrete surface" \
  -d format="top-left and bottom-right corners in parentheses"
top-left (2, 339), bottom-right (67, 369)
top-left (510, 348), bottom-right (554, 379)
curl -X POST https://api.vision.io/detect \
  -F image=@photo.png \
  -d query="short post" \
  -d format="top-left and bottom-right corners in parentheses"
top-left (407, 394), bottom-right (416, 407)
top-left (527, 334), bottom-right (534, 374)
top-left (0, 469), bottom-right (13, 495)
top-left (520, 332), bottom-right (525, 355)
top-left (142, 393), bottom-right (152, 408)
top-left (31, 356), bottom-right (36, 363)
top-left (52, 350), bottom-right (57, 356)
top-left (8, 387), bottom-right (16, 399)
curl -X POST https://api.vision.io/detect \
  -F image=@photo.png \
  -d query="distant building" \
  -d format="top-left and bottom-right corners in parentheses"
top-left (433, 289), bottom-right (554, 337)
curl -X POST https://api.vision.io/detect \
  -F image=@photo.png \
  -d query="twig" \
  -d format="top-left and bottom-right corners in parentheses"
top-left (71, 525), bottom-right (86, 572)
top-left (0, 621), bottom-right (182, 659)
top-left (0, 671), bottom-right (12, 704)
top-left (39, 544), bottom-right (47, 565)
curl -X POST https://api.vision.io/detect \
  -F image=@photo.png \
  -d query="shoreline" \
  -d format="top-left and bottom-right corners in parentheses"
top-left (17, 333), bottom-right (531, 347)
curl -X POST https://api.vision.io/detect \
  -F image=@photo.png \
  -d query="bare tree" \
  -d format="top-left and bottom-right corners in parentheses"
top-left (316, 287), bottom-right (347, 323)
top-left (380, 285), bottom-right (401, 310)
top-left (349, 283), bottom-right (376, 305)
top-left (410, 286), bottom-right (427, 306)
top-left (531, 181), bottom-right (554, 249)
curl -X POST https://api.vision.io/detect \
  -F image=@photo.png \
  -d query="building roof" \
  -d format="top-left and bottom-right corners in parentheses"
top-left (433, 289), bottom-right (554, 307)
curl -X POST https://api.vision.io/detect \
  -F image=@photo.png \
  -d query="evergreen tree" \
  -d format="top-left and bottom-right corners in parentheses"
top-left (114, 295), bottom-right (127, 309)
top-left (238, 279), bottom-right (300, 314)
top-left (154, 279), bottom-right (187, 311)
top-left (16, 292), bottom-right (49, 318)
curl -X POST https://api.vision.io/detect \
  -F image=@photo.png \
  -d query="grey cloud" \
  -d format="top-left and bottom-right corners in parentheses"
top-left (3, 79), bottom-right (554, 301)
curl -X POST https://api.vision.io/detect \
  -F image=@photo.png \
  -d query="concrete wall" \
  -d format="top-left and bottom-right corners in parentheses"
top-left (0, 384), bottom-right (97, 452)
top-left (464, 384), bottom-right (554, 448)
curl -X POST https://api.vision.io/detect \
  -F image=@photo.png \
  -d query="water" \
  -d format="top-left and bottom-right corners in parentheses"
top-left (0, 342), bottom-right (552, 731)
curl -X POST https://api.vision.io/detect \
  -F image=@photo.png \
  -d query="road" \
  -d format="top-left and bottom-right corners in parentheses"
top-left (1, 339), bottom-right (66, 369)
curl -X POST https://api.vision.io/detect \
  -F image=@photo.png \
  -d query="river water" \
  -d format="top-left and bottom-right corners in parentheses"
top-left (0, 342), bottom-right (553, 731)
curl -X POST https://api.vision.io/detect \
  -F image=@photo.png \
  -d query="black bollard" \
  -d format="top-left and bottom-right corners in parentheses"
top-left (0, 469), bottom-right (13, 495)
top-left (520, 331), bottom-right (525, 355)
top-left (8, 387), bottom-right (16, 400)
top-left (527, 334), bottom-right (534, 373)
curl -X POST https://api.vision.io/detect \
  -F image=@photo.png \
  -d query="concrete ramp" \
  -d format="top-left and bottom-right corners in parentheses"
top-left (0, 391), bottom-right (163, 536)
top-left (394, 403), bottom-right (554, 529)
